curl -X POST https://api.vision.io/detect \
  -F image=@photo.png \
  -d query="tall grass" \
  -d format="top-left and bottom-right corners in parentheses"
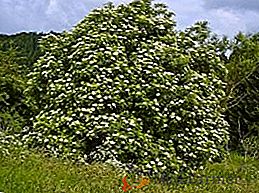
top-left (0, 149), bottom-right (258, 193)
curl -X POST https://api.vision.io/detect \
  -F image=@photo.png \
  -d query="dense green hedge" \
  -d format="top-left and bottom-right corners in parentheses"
top-left (0, 32), bottom-right (44, 132)
top-left (0, 32), bottom-right (43, 69)
top-left (0, 49), bottom-right (27, 132)
top-left (225, 33), bottom-right (259, 150)
top-left (23, 0), bottom-right (229, 177)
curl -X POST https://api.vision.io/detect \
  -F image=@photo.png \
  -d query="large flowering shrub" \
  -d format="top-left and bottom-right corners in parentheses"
top-left (24, 0), bottom-right (229, 176)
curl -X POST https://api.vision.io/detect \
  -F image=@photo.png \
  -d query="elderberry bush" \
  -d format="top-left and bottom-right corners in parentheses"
top-left (24, 0), bottom-right (229, 177)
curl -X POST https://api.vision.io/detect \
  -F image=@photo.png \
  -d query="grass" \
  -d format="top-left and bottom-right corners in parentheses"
top-left (0, 149), bottom-right (258, 193)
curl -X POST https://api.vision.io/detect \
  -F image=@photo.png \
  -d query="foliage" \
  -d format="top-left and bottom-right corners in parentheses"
top-left (241, 136), bottom-right (259, 159)
top-left (23, 0), bottom-right (229, 177)
top-left (0, 32), bottom-right (43, 71)
top-left (0, 48), bottom-right (27, 132)
top-left (0, 32), bottom-right (44, 132)
top-left (225, 33), bottom-right (259, 149)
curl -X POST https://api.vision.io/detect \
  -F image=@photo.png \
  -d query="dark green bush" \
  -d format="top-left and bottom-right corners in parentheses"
top-left (0, 49), bottom-right (27, 132)
top-left (0, 32), bottom-right (43, 71)
top-left (24, 0), bottom-right (229, 176)
top-left (225, 33), bottom-right (259, 149)
top-left (0, 32), bottom-right (43, 132)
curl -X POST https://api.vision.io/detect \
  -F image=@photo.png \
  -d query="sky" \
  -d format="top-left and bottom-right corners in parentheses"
top-left (0, 0), bottom-right (258, 37)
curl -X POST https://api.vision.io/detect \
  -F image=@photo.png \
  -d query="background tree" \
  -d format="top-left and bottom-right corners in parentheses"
top-left (225, 33), bottom-right (259, 155)
top-left (0, 32), bottom-right (47, 132)
top-left (0, 48), bottom-right (27, 132)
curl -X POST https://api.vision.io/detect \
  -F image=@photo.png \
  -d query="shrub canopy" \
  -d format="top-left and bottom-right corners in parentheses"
top-left (25, 0), bottom-right (229, 176)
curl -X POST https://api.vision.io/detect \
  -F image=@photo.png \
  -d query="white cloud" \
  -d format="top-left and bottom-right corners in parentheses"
top-left (46, 0), bottom-right (58, 15)
top-left (0, 0), bottom-right (258, 36)
top-left (162, 0), bottom-right (259, 36)
top-left (200, 0), bottom-right (259, 36)
top-left (203, 0), bottom-right (259, 12)
top-left (207, 9), bottom-right (246, 36)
